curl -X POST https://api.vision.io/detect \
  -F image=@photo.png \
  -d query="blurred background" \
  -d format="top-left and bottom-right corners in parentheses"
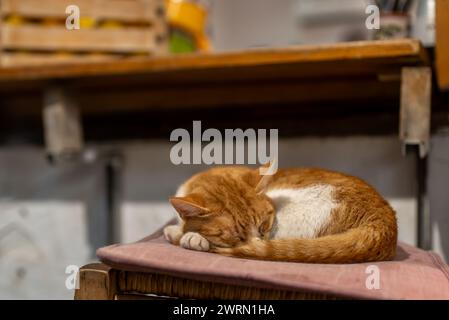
top-left (1, 0), bottom-right (448, 299)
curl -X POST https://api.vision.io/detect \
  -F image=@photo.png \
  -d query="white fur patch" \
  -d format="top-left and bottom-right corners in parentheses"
top-left (266, 185), bottom-right (338, 239)
top-left (164, 225), bottom-right (183, 244)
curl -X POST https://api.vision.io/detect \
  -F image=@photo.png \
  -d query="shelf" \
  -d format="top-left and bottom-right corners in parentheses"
top-left (0, 39), bottom-right (429, 113)
top-left (0, 39), bottom-right (428, 82)
top-left (0, 39), bottom-right (431, 142)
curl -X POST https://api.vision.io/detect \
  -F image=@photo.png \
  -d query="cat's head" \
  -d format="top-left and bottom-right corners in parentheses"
top-left (169, 166), bottom-right (275, 249)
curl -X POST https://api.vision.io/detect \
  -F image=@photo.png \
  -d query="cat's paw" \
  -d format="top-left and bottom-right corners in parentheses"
top-left (180, 232), bottom-right (210, 252)
top-left (163, 225), bottom-right (183, 244)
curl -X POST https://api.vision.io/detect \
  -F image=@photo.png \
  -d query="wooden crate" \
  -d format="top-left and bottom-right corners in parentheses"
top-left (0, 0), bottom-right (168, 67)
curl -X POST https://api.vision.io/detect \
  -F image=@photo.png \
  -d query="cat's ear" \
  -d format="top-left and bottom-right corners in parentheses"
top-left (169, 195), bottom-right (211, 219)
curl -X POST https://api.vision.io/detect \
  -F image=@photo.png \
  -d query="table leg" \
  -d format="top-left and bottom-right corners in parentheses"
top-left (400, 67), bottom-right (432, 249)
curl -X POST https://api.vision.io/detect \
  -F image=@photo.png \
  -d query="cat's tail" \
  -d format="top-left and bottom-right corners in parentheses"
top-left (213, 226), bottom-right (397, 263)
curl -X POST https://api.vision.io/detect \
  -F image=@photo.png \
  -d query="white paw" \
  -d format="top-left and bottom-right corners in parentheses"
top-left (163, 225), bottom-right (183, 244)
top-left (180, 232), bottom-right (210, 252)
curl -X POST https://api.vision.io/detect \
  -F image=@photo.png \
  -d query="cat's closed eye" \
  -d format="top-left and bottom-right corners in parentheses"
top-left (207, 230), bottom-right (223, 237)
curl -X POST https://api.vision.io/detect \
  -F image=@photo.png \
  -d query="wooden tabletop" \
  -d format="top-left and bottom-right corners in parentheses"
top-left (0, 39), bottom-right (428, 83)
top-left (0, 39), bottom-right (433, 142)
top-left (0, 39), bottom-right (429, 116)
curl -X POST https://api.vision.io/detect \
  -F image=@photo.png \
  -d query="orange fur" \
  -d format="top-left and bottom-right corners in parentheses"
top-left (168, 166), bottom-right (397, 263)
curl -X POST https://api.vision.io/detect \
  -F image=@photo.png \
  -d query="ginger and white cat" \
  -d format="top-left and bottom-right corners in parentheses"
top-left (164, 166), bottom-right (397, 263)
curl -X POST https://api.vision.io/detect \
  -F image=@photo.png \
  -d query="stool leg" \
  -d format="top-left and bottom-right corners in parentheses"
top-left (74, 263), bottom-right (118, 300)
top-left (416, 149), bottom-right (431, 250)
top-left (105, 152), bottom-right (124, 245)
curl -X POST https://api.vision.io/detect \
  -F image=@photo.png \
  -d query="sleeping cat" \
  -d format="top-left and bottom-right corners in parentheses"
top-left (164, 166), bottom-right (397, 263)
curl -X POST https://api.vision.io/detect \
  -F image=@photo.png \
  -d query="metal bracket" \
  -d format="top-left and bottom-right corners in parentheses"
top-left (400, 67), bottom-right (432, 250)
top-left (400, 67), bottom-right (432, 158)
top-left (43, 86), bottom-right (84, 162)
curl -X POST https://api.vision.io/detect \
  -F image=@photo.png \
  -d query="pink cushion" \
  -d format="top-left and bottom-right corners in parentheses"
top-left (97, 224), bottom-right (449, 300)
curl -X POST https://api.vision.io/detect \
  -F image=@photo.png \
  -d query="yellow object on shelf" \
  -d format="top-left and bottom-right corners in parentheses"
top-left (54, 51), bottom-right (74, 57)
top-left (166, 0), bottom-right (206, 36)
top-left (99, 20), bottom-right (123, 29)
top-left (42, 18), bottom-right (60, 26)
top-left (196, 34), bottom-right (211, 51)
top-left (166, 0), bottom-right (211, 51)
top-left (80, 17), bottom-right (96, 29)
top-left (4, 15), bottom-right (25, 25)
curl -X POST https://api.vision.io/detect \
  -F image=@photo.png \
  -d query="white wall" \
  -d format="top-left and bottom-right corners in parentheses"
top-left (0, 201), bottom-right (90, 299)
